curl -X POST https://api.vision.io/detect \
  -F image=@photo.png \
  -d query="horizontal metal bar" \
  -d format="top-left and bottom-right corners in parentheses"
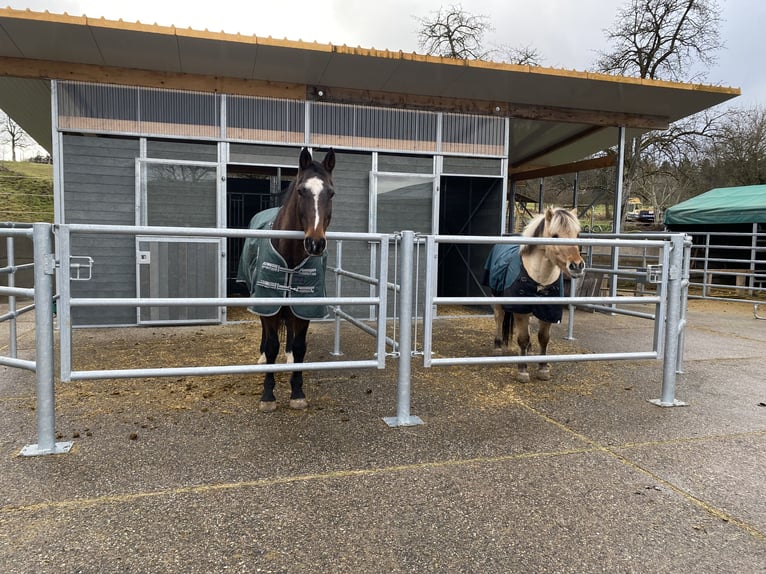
top-left (428, 351), bottom-right (658, 367)
top-left (433, 234), bottom-right (668, 248)
top-left (63, 223), bottom-right (387, 242)
top-left (0, 228), bottom-right (33, 238)
top-left (0, 262), bottom-right (35, 274)
top-left (576, 304), bottom-right (656, 320)
top-left (435, 295), bottom-right (661, 306)
top-left (0, 286), bottom-right (34, 298)
top-left (69, 296), bottom-right (380, 308)
top-left (0, 356), bottom-right (36, 371)
top-left (0, 303), bottom-right (36, 322)
top-left (68, 359), bottom-right (382, 381)
top-left (331, 267), bottom-right (380, 287)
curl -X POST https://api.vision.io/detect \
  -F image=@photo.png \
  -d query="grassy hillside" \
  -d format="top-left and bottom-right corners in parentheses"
top-left (0, 160), bottom-right (53, 223)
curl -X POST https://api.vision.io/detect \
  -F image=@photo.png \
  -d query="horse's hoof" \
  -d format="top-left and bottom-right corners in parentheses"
top-left (289, 398), bottom-right (308, 410)
top-left (537, 368), bottom-right (551, 381)
top-left (516, 371), bottom-right (530, 383)
top-left (259, 400), bottom-right (277, 413)
top-left (257, 353), bottom-right (267, 365)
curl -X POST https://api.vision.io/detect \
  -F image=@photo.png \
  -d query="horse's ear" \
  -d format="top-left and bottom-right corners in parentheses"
top-left (544, 207), bottom-right (554, 223)
top-left (299, 147), bottom-right (313, 171)
top-left (322, 148), bottom-right (336, 173)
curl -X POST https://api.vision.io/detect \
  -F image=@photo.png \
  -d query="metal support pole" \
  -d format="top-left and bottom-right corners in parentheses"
top-left (610, 127), bottom-right (626, 307)
top-left (565, 278), bottom-right (576, 341)
top-left (331, 240), bottom-right (343, 356)
top-left (21, 224), bottom-right (73, 456)
top-left (650, 234), bottom-right (688, 407)
top-left (384, 230), bottom-right (423, 427)
top-left (675, 236), bottom-right (692, 374)
top-left (6, 236), bottom-right (17, 358)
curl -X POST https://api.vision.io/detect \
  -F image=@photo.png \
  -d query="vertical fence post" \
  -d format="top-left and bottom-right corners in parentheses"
top-left (331, 239), bottom-right (343, 356)
top-left (6, 236), bottom-right (18, 358)
top-left (384, 230), bottom-right (423, 427)
top-left (21, 224), bottom-right (73, 456)
top-left (650, 233), bottom-right (688, 407)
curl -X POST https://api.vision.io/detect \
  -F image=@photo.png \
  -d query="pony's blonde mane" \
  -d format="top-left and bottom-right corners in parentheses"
top-left (520, 208), bottom-right (580, 254)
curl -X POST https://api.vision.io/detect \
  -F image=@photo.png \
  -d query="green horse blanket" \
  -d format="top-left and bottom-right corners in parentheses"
top-left (237, 207), bottom-right (329, 320)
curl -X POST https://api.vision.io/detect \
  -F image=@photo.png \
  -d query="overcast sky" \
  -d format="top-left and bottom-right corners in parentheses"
top-left (5, 0), bottom-right (765, 107)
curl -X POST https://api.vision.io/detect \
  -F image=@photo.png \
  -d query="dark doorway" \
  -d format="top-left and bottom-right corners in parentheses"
top-left (226, 165), bottom-right (296, 295)
top-left (437, 176), bottom-right (503, 298)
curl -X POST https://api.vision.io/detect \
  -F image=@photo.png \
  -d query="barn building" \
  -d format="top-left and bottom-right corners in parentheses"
top-left (0, 8), bottom-right (739, 326)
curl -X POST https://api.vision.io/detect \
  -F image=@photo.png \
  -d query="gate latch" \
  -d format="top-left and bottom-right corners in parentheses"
top-left (70, 256), bottom-right (94, 281)
top-left (645, 264), bottom-right (662, 284)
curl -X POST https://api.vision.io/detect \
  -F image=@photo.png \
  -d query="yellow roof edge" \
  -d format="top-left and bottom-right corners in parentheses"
top-left (0, 7), bottom-right (742, 95)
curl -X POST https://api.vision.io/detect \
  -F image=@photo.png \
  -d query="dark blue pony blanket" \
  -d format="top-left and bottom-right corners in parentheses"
top-left (236, 207), bottom-right (328, 320)
top-left (482, 243), bottom-right (565, 324)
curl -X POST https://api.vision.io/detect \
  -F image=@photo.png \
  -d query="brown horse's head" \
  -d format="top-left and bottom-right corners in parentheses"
top-left (288, 147), bottom-right (335, 257)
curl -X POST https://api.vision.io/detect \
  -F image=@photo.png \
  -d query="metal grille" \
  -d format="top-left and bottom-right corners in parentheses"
top-left (442, 113), bottom-right (505, 156)
top-left (310, 101), bottom-right (438, 152)
top-left (58, 81), bottom-right (220, 138)
top-left (227, 95), bottom-right (305, 144)
top-left (57, 81), bottom-right (506, 156)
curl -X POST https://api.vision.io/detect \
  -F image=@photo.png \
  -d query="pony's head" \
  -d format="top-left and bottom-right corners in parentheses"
top-left (522, 207), bottom-right (585, 279)
top-left (294, 147), bottom-right (335, 256)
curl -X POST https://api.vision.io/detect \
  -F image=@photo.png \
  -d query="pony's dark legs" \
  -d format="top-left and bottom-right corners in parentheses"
top-left (514, 313), bottom-right (552, 382)
top-left (492, 304), bottom-right (505, 350)
top-left (514, 313), bottom-right (532, 383)
top-left (536, 322), bottom-right (552, 380)
top-left (259, 316), bottom-right (280, 412)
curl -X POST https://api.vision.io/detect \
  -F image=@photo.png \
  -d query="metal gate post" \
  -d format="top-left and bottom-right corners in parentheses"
top-left (384, 230), bottom-right (423, 427)
top-left (6, 236), bottom-right (18, 358)
top-left (21, 224), bottom-right (73, 456)
top-left (650, 233), bottom-right (688, 407)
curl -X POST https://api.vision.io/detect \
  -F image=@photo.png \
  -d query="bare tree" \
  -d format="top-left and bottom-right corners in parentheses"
top-left (416, 4), bottom-right (493, 60)
top-left (594, 0), bottom-right (725, 220)
top-left (596, 0), bottom-right (723, 82)
top-left (0, 110), bottom-right (32, 162)
top-left (705, 105), bottom-right (766, 186)
top-left (496, 44), bottom-right (544, 66)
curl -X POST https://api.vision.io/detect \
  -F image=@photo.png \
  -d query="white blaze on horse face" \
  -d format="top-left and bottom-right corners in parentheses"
top-left (304, 176), bottom-right (325, 231)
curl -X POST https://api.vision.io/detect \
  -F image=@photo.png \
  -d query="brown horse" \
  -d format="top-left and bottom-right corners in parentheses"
top-left (484, 208), bottom-right (584, 382)
top-left (238, 147), bottom-right (335, 411)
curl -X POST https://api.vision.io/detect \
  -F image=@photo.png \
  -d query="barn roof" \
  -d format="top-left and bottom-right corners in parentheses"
top-left (0, 7), bottom-right (740, 171)
top-left (664, 185), bottom-right (766, 226)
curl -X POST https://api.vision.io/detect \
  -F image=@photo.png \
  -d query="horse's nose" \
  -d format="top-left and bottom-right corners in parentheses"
top-left (569, 260), bottom-right (585, 277)
top-left (304, 237), bottom-right (326, 256)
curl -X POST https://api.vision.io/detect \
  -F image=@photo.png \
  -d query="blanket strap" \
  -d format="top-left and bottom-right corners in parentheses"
top-left (261, 261), bottom-right (318, 276)
top-left (255, 280), bottom-right (317, 294)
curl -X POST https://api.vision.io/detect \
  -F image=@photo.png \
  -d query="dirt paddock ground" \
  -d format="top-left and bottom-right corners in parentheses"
top-left (1, 299), bottom-right (765, 573)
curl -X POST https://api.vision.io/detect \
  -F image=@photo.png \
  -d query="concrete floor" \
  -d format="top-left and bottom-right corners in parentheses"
top-left (1, 299), bottom-right (764, 573)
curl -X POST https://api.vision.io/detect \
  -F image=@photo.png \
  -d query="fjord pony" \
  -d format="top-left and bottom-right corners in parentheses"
top-left (489, 208), bottom-right (584, 382)
top-left (249, 147), bottom-right (335, 412)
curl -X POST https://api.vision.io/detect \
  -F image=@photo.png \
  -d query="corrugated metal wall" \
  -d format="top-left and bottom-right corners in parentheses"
top-left (63, 134), bottom-right (139, 326)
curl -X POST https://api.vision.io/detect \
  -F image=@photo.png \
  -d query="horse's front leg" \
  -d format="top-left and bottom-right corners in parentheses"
top-left (492, 303), bottom-right (504, 351)
top-left (259, 317), bottom-right (280, 412)
top-left (285, 316), bottom-right (310, 410)
top-left (536, 321), bottom-right (552, 380)
top-left (514, 313), bottom-right (532, 383)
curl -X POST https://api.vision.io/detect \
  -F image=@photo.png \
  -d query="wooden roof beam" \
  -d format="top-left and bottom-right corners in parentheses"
top-left (510, 154), bottom-right (617, 181)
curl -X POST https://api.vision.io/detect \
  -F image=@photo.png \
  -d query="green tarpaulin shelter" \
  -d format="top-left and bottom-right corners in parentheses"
top-left (664, 185), bottom-right (766, 226)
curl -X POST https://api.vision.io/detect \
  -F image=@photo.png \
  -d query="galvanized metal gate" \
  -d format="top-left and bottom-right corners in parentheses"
top-left (2, 223), bottom-right (691, 456)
